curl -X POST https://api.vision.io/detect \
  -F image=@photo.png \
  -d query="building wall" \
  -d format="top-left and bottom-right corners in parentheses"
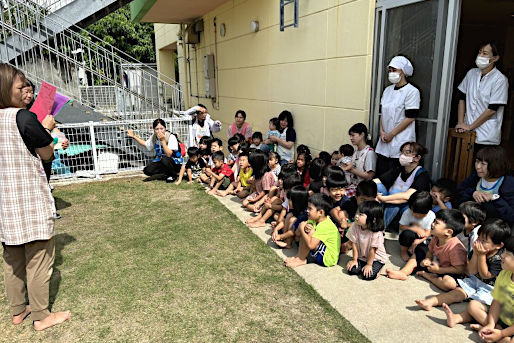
top-left (155, 23), bottom-right (180, 81)
top-left (156, 0), bottom-right (375, 153)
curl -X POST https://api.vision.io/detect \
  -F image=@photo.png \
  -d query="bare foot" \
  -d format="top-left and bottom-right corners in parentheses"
top-left (33, 311), bottom-right (71, 331)
top-left (274, 240), bottom-right (288, 248)
top-left (401, 250), bottom-right (410, 262)
top-left (285, 257), bottom-right (307, 268)
top-left (245, 216), bottom-right (257, 224)
top-left (174, 180), bottom-right (181, 185)
top-left (12, 306), bottom-right (30, 325)
top-left (270, 221), bottom-right (277, 228)
top-left (216, 190), bottom-right (227, 197)
top-left (247, 221), bottom-right (267, 228)
top-left (470, 323), bottom-right (483, 331)
top-left (442, 303), bottom-right (457, 328)
top-left (416, 271), bottom-right (437, 280)
top-left (386, 269), bottom-right (408, 280)
top-left (415, 299), bottom-right (433, 311)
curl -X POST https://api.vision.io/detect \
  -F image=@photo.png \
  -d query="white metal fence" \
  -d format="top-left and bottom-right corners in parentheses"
top-left (50, 116), bottom-right (192, 182)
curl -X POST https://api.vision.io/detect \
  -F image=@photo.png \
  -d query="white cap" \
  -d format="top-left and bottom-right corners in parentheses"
top-left (388, 56), bottom-right (414, 76)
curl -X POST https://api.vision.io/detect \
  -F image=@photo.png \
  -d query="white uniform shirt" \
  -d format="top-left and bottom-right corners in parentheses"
top-left (375, 83), bottom-right (420, 158)
top-left (145, 133), bottom-right (178, 151)
top-left (458, 67), bottom-right (508, 145)
top-left (182, 107), bottom-right (222, 146)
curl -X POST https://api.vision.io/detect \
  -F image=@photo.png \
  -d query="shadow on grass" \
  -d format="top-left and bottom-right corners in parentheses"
top-left (54, 197), bottom-right (72, 211)
top-left (49, 233), bottom-right (76, 310)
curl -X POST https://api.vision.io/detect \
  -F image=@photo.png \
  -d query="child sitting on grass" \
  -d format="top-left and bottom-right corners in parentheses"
top-left (174, 147), bottom-right (206, 185)
top-left (269, 165), bottom-right (301, 232)
top-left (431, 178), bottom-right (456, 212)
top-left (217, 150), bottom-right (253, 198)
top-left (273, 184), bottom-right (309, 248)
top-left (206, 151), bottom-right (234, 195)
top-left (415, 218), bottom-right (510, 311)
top-left (199, 138), bottom-right (224, 184)
top-left (346, 201), bottom-right (387, 280)
top-left (398, 191), bottom-right (436, 261)
top-left (458, 201), bottom-right (486, 259)
top-left (444, 236), bottom-right (514, 342)
top-left (285, 193), bottom-right (340, 268)
top-left (387, 209), bottom-right (467, 292)
top-left (242, 150), bottom-right (275, 212)
top-left (198, 136), bottom-right (212, 162)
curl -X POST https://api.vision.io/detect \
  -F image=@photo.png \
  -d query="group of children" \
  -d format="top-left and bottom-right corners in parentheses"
top-left (165, 123), bottom-right (513, 341)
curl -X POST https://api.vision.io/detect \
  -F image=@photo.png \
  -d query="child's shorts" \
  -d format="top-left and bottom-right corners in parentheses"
top-left (219, 176), bottom-right (231, 190)
top-left (292, 211), bottom-right (309, 231)
top-left (309, 242), bottom-right (326, 266)
top-left (457, 275), bottom-right (494, 305)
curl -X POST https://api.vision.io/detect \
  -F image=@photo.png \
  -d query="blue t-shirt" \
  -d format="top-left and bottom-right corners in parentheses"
top-left (432, 201), bottom-right (452, 213)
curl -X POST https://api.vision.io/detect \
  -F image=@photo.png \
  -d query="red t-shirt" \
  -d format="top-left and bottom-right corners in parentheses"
top-left (428, 236), bottom-right (467, 268)
top-left (212, 163), bottom-right (235, 182)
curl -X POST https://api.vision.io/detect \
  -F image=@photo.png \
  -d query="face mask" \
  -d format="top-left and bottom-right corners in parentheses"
top-left (475, 56), bottom-right (491, 70)
top-left (399, 154), bottom-right (414, 166)
top-left (388, 72), bottom-right (401, 84)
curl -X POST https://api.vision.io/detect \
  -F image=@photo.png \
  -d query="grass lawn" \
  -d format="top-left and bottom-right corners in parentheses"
top-left (0, 177), bottom-right (367, 342)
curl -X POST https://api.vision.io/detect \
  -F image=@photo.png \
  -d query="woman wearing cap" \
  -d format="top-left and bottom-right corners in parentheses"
top-left (375, 56), bottom-right (420, 178)
top-left (455, 41), bottom-right (508, 156)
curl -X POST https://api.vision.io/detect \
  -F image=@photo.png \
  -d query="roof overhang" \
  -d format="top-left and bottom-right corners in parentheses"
top-left (131, 0), bottom-right (230, 23)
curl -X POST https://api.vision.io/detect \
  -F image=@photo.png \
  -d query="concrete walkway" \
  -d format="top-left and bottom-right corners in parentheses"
top-left (215, 194), bottom-right (482, 343)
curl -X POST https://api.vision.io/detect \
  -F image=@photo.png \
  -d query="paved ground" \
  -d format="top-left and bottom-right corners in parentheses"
top-left (215, 194), bottom-right (483, 343)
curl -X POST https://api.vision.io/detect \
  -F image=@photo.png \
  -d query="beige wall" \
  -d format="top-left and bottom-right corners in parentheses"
top-left (156, 0), bottom-right (375, 153)
top-left (155, 24), bottom-right (180, 81)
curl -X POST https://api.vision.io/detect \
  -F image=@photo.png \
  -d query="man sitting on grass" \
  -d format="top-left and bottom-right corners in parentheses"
top-left (285, 193), bottom-right (340, 268)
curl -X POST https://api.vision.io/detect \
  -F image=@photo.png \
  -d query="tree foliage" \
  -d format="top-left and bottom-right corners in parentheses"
top-left (85, 5), bottom-right (155, 63)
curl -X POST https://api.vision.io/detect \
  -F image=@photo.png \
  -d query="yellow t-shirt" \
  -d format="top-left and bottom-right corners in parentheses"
top-left (492, 270), bottom-right (514, 326)
top-left (239, 168), bottom-right (253, 188)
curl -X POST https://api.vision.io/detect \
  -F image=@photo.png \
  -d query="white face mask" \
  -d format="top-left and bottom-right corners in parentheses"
top-left (388, 72), bottom-right (401, 84)
top-left (475, 56), bottom-right (491, 70)
top-left (399, 154), bottom-right (414, 167)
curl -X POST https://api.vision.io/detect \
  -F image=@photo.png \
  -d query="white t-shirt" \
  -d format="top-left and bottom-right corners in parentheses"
top-left (144, 133), bottom-right (178, 152)
top-left (458, 67), bottom-right (508, 145)
top-left (399, 208), bottom-right (435, 230)
top-left (376, 83), bottom-right (420, 158)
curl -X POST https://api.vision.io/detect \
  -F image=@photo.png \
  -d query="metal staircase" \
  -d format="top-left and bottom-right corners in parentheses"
top-left (0, 0), bottom-right (184, 121)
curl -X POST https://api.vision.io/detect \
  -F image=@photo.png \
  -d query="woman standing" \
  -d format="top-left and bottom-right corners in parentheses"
top-left (227, 109), bottom-right (252, 142)
top-left (267, 110), bottom-right (296, 165)
top-left (375, 56), bottom-right (420, 178)
top-left (127, 118), bottom-right (182, 182)
top-left (0, 64), bottom-right (71, 330)
top-left (456, 41), bottom-right (508, 156)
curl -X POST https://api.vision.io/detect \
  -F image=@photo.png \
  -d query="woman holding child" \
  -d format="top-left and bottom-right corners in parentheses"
top-left (0, 64), bottom-right (71, 330)
top-left (375, 56), bottom-right (420, 178)
top-left (374, 141), bottom-right (431, 230)
top-left (456, 146), bottom-right (514, 226)
top-left (267, 110), bottom-right (296, 166)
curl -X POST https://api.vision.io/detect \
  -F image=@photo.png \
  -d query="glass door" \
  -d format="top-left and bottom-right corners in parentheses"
top-left (370, 0), bottom-right (461, 179)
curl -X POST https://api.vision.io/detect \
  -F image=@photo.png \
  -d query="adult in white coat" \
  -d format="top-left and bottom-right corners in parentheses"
top-left (182, 104), bottom-right (222, 147)
top-left (456, 41), bottom-right (508, 157)
top-left (375, 56), bottom-right (420, 178)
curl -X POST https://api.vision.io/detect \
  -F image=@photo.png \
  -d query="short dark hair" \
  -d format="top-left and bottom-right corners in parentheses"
top-left (323, 165), bottom-right (345, 179)
top-left (458, 201), bottom-right (486, 226)
top-left (252, 132), bottom-right (263, 141)
top-left (348, 123), bottom-right (368, 137)
top-left (283, 174), bottom-right (303, 191)
top-left (228, 136), bottom-right (240, 148)
top-left (326, 173), bottom-right (348, 190)
top-left (199, 136), bottom-right (212, 148)
top-left (478, 219), bottom-right (512, 245)
top-left (309, 158), bottom-right (326, 182)
top-left (432, 178), bottom-right (456, 199)
top-left (504, 236), bottom-right (514, 254)
top-left (479, 40), bottom-right (499, 56)
top-left (356, 180), bottom-right (377, 198)
top-left (408, 191), bottom-right (433, 215)
top-left (308, 193), bottom-right (333, 215)
top-left (187, 146), bottom-right (199, 157)
top-left (269, 151), bottom-right (280, 162)
top-left (400, 142), bottom-right (428, 157)
top-left (296, 144), bottom-right (310, 156)
top-left (297, 151), bottom-right (312, 164)
top-left (339, 144), bottom-right (354, 157)
top-left (152, 118), bottom-right (166, 129)
top-left (318, 151), bottom-right (331, 166)
top-left (197, 103), bottom-right (207, 110)
top-left (476, 146), bottom-right (509, 179)
top-left (435, 209), bottom-right (465, 237)
top-left (289, 185), bottom-right (309, 216)
top-left (23, 79), bottom-right (35, 91)
top-left (211, 137), bottom-right (223, 147)
top-left (278, 110), bottom-right (294, 129)
top-left (235, 109), bottom-right (246, 120)
top-left (212, 151), bottom-right (225, 162)
top-left (239, 150), bottom-right (249, 159)
top-left (269, 117), bottom-right (280, 130)
top-left (278, 163), bottom-right (297, 180)
top-left (358, 201), bottom-right (384, 232)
